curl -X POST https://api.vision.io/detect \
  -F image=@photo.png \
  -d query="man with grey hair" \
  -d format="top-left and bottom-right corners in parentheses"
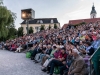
top-left (68, 49), bottom-right (88, 75)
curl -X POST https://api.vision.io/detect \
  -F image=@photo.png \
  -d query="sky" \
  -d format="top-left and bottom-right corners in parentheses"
top-left (3, 0), bottom-right (100, 29)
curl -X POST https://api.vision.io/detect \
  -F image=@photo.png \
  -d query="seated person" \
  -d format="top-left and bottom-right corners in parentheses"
top-left (91, 34), bottom-right (100, 51)
top-left (59, 48), bottom-right (73, 75)
top-left (4, 42), bottom-right (11, 50)
top-left (77, 41), bottom-right (86, 55)
top-left (84, 42), bottom-right (94, 56)
top-left (47, 48), bottom-right (67, 75)
top-left (34, 45), bottom-right (47, 63)
top-left (41, 45), bottom-right (61, 69)
top-left (35, 45), bottom-right (52, 63)
top-left (41, 45), bottom-right (58, 65)
top-left (68, 49), bottom-right (88, 75)
top-left (30, 44), bottom-right (42, 60)
top-left (10, 43), bottom-right (17, 51)
top-left (15, 44), bottom-right (23, 53)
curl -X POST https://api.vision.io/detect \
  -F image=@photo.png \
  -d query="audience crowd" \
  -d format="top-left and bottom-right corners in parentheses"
top-left (0, 22), bottom-right (100, 75)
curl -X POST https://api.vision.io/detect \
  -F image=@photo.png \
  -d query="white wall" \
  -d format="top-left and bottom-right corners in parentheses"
top-left (21, 23), bottom-right (60, 34)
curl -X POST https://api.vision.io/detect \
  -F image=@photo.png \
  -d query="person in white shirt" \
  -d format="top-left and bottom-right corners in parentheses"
top-left (15, 44), bottom-right (23, 53)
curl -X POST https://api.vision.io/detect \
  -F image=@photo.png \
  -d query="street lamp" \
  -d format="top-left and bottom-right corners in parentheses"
top-left (21, 9), bottom-right (35, 35)
top-left (22, 13), bottom-right (26, 18)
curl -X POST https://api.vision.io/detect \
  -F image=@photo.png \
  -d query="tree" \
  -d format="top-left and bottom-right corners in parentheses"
top-left (0, 0), bottom-right (16, 39)
top-left (0, 0), bottom-right (3, 5)
top-left (48, 25), bottom-right (51, 30)
top-left (74, 22), bottom-right (86, 27)
top-left (40, 25), bottom-right (45, 31)
top-left (54, 24), bottom-right (57, 29)
top-left (29, 27), bottom-right (33, 34)
top-left (17, 27), bottom-right (23, 37)
top-left (7, 27), bottom-right (17, 40)
top-left (80, 22), bottom-right (86, 25)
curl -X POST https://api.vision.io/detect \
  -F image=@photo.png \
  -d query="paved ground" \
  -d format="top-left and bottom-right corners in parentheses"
top-left (0, 50), bottom-right (47, 75)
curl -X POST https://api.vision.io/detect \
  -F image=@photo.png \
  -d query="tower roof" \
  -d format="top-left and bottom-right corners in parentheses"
top-left (90, 3), bottom-right (97, 14)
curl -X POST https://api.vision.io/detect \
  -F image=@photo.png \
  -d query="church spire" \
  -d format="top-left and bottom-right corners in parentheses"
top-left (90, 3), bottom-right (97, 18)
top-left (93, 2), bottom-right (94, 7)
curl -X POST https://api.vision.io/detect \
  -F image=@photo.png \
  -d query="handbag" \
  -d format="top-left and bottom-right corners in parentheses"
top-left (26, 52), bottom-right (31, 58)
top-left (54, 66), bottom-right (60, 74)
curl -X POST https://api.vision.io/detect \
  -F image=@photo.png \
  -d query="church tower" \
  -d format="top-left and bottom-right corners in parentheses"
top-left (90, 3), bottom-right (97, 18)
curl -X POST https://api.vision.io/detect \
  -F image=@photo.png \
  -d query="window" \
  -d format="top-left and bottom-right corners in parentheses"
top-left (35, 27), bottom-right (38, 29)
top-left (40, 20), bottom-right (43, 23)
top-left (35, 27), bottom-right (38, 31)
top-left (26, 27), bottom-right (28, 30)
top-left (35, 27), bottom-right (41, 32)
top-left (37, 20), bottom-right (40, 23)
top-left (51, 19), bottom-right (54, 23)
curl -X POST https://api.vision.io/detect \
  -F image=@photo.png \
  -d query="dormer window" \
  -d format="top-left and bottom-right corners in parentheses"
top-left (40, 20), bottom-right (43, 23)
top-left (51, 19), bottom-right (54, 23)
top-left (37, 20), bottom-right (40, 23)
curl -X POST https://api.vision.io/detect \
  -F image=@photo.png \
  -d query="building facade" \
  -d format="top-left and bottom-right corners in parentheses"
top-left (21, 18), bottom-right (60, 34)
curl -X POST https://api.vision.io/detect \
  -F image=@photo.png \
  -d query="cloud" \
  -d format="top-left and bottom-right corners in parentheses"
top-left (3, 0), bottom-right (100, 29)
top-left (54, 7), bottom-right (89, 27)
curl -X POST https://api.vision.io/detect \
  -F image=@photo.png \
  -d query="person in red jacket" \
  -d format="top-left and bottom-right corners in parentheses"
top-left (10, 43), bottom-right (17, 51)
top-left (47, 48), bottom-right (67, 75)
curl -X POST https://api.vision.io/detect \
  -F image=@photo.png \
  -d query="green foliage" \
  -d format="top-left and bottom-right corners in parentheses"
top-left (40, 25), bottom-right (45, 31)
top-left (0, 0), bottom-right (16, 39)
top-left (74, 22), bottom-right (86, 26)
top-left (0, 0), bottom-right (3, 5)
top-left (29, 27), bottom-right (33, 34)
top-left (49, 25), bottom-right (51, 30)
top-left (74, 24), bottom-right (79, 28)
top-left (80, 22), bottom-right (86, 25)
top-left (54, 24), bottom-right (57, 29)
top-left (7, 27), bottom-right (17, 39)
top-left (17, 27), bottom-right (23, 37)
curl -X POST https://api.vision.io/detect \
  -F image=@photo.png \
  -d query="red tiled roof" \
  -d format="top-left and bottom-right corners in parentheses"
top-left (69, 18), bottom-right (100, 25)
top-left (62, 24), bottom-right (68, 29)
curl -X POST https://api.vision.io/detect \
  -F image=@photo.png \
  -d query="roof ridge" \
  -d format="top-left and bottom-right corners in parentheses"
top-left (69, 17), bottom-right (100, 21)
top-left (21, 18), bottom-right (59, 24)
top-left (34, 18), bottom-right (57, 19)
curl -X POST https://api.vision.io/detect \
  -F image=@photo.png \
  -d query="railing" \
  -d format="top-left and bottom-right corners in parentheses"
top-left (89, 46), bottom-right (100, 75)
